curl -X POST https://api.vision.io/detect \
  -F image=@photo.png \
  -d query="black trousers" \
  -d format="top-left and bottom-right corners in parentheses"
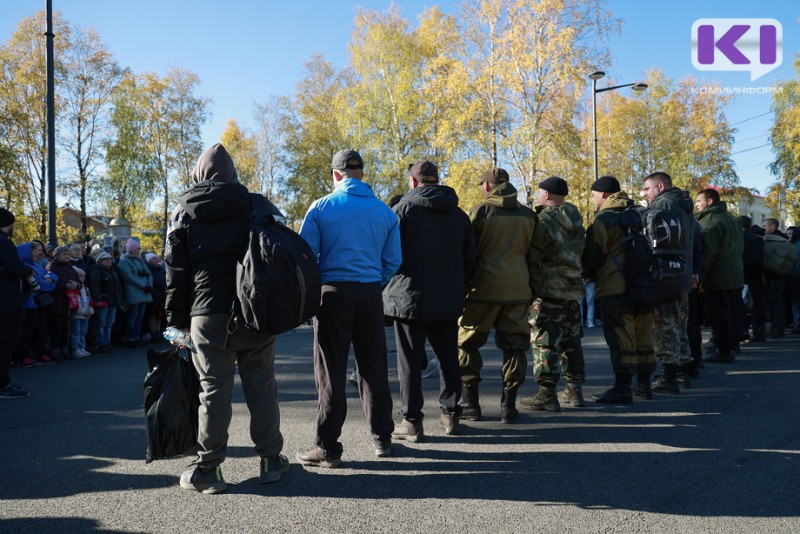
top-left (687, 289), bottom-right (703, 366)
top-left (766, 279), bottom-right (787, 331)
top-left (313, 282), bottom-right (393, 455)
top-left (393, 318), bottom-right (462, 422)
top-left (705, 289), bottom-right (740, 356)
top-left (0, 308), bottom-right (26, 388)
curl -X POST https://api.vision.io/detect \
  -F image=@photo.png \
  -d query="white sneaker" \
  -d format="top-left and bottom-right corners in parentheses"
top-left (421, 358), bottom-right (438, 379)
top-left (76, 349), bottom-right (91, 358)
top-left (586, 323), bottom-right (595, 328)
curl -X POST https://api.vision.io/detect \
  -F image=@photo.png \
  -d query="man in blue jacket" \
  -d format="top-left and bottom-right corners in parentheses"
top-left (0, 208), bottom-right (33, 399)
top-left (296, 149), bottom-right (402, 467)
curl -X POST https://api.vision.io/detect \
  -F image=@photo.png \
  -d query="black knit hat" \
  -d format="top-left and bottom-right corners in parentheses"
top-left (591, 175), bottom-right (621, 193)
top-left (538, 176), bottom-right (569, 196)
top-left (0, 207), bottom-right (15, 227)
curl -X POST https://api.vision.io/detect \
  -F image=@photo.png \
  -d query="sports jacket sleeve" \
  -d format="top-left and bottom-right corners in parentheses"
top-left (164, 205), bottom-right (192, 328)
top-left (380, 218), bottom-right (402, 287)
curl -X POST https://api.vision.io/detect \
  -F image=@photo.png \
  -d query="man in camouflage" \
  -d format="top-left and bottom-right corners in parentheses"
top-left (582, 176), bottom-right (655, 404)
top-left (520, 177), bottom-right (586, 412)
top-left (641, 172), bottom-right (696, 395)
top-left (458, 167), bottom-right (540, 423)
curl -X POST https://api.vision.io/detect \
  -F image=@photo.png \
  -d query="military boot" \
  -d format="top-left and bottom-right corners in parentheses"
top-left (557, 382), bottom-right (585, 407)
top-left (500, 387), bottom-right (520, 423)
top-left (652, 364), bottom-right (680, 395)
top-left (676, 363), bottom-right (692, 388)
top-left (459, 383), bottom-right (482, 421)
top-left (633, 373), bottom-right (653, 400)
top-left (521, 385), bottom-right (561, 412)
top-left (592, 373), bottom-right (633, 404)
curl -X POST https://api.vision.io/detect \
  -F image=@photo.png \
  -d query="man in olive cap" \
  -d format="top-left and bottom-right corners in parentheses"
top-left (521, 177), bottom-right (587, 412)
top-left (457, 167), bottom-right (540, 423)
top-left (0, 208), bottom-right (33, 399)
top-left (582, 176), bottom-right (655, 404)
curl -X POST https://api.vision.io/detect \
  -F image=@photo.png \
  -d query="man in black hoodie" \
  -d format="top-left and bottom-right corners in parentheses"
top-left (641, 172), bottom-right (696, 395)
top-left (383, 161), bottom-right (476, 440)
top-left (0, 208), bottom-right (33, 399)
top-left (165, 144), bottom-right (287, 494)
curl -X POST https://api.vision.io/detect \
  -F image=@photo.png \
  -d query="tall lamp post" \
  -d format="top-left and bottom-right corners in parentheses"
top-left (589, 71), bottom-right (648, 182)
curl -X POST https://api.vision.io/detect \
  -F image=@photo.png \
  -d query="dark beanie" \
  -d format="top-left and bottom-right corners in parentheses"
top-left (538, 176), bottom-right (569, 196)
top-left (591, 176), bottom-right (621, 193)
top-left (0, 207), bottom-right (15, 227)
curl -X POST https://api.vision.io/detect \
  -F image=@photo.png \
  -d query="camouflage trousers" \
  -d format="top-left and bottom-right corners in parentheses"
top-left (598, 295), bottom-right (655, 376)
top-left (654, 292), bottom-right (692, 365)
top-left (529, 298), bottom-right (585, 386)
top-left (458, 301), bottom-right (529, 390)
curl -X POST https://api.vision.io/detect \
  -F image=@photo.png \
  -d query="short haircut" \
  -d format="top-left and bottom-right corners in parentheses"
top-left (337, 167), bottom-right (363, 179)
top-left (697, 188), bottom-right (720, 203)
top-left (645, 172), bottom-right (673, 188)
top-left (764, 218), bottom-right (779, 227)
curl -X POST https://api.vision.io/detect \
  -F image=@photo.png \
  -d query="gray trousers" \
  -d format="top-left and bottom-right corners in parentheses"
top-left (190, 313), bottom-right (283, 469)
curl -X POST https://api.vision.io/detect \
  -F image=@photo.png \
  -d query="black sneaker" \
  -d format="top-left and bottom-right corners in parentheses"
top-left (295, 446), bottom-right (341, 468)
top-left (259, 454), bottom-right (290, 484)
top-left (0, 384), bottom-right (29, 399)
top-left (373, 437), bottom-right (392, 458)
top-left (179, 465), bottom-right (227, 494)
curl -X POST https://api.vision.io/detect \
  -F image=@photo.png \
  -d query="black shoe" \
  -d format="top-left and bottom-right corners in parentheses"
top-left (180, 466), bottom-right (227, 494)
top-left (652, 375), bottom-right (680, 395)
top-left (704, 352), bottom-right (734, 364)
top-left (592, 386), bottom-right (633, 404)
top-left (632, 382), bottom-right (653, 400)
top-left (259, 454), bottom-right (290, 483)
top-left (373, 437), bottom-right (392, 458)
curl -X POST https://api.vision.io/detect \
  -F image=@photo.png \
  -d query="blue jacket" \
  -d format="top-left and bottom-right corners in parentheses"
top-left (300, 178), bottom-right (401, 286)
top-left (118, 253), bottom-right (153, 305)
top-left (17, 242), bottom-right (58, 309)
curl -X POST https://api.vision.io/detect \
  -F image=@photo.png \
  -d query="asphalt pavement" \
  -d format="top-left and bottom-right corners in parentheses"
top-left (1, 325), bottom-right (799, 533)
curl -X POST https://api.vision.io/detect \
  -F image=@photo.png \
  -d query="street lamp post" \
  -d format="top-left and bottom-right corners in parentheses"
top-left (589, 70), bottom-right (648, 183)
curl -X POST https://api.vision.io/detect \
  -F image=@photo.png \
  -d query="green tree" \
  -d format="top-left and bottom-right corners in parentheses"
top-left (768, 56), bottom-right (800, 224)
top-left (220, 118), bottom-right (258, 189)
top-left (0, 10), bottom-right (71, 238)
top-left (60, 24), bottom-right (126, 239)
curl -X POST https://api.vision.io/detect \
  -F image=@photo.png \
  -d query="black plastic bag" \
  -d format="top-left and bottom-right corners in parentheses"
top-left (144, 347), bottom-right (201, 463)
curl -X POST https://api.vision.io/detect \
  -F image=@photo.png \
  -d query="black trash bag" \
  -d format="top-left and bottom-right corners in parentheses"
top-left (144, 346), bottom-right (201, 463)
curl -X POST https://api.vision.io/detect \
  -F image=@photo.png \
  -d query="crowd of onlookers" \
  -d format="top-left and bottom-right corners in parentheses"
top-left (12, 237), bottom-right (167, 369)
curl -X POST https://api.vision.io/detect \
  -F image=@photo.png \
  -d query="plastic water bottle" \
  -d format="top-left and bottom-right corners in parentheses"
top-left (163, 327), bottom-right (195, 351)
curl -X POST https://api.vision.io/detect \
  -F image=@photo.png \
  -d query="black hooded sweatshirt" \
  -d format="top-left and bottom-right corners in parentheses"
top-left (382, 185), bottom-right (476, 321)
top-left (164, 144), bottom-right (251, 328)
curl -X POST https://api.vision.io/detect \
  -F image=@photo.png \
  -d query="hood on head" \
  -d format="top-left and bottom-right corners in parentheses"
top-left (16, 242), bottom-right (33, 262)
top-left (402, 185), bottom-right (458, 213)
top-left (191, 144), bottom-right (239, 184)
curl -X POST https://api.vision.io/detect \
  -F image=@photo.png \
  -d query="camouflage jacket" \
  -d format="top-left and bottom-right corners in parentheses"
top-left (531, 202), bottom-right (585, 301)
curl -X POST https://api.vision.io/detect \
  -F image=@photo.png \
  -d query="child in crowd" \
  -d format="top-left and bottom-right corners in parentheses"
top-left (69, 267), bottom-right (94, 358)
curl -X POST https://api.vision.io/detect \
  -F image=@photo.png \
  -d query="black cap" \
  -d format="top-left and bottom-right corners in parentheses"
top-left (538, 176), bottom-right (568, 196)
top-left (331, 149), bottom-right (364, 171)
top-left (0, 207), bottom-right (15, 227)
top-left (591, 175), bottom-right (621, 193)
top-left (479, 167), bottom-right (509, 185)
top-left (408, 161), bottom-right (439, 183)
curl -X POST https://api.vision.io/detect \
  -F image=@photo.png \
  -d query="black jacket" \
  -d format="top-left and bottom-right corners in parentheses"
top-left (0, 230), bottom-right (33, 313)
top-left (88, 264), bottom-right (124, 307)
top-left (383, 185), bottom-right (476, 322)
top-left (164, 144), bottom-right (252, 328)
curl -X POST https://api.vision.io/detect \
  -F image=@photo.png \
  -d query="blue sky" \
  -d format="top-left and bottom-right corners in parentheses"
top-left (1, 0), bottom-right (798, 193)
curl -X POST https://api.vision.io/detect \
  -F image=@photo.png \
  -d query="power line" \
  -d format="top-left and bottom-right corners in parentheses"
top-left (737, 160), bottom-right (773, 171)
top-left (731, 111), bottom-right (773, 126)
top-left (733, 133), bottom-right (769, 144)
top-left (730, 143), bottom-right (771, 155)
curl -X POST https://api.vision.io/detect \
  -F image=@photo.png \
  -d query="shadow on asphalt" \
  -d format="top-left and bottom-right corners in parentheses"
top-left (0, 518), bottom-right (128, 533)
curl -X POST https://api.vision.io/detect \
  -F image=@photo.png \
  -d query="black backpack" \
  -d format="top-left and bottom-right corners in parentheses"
top-left (610, 206), bottom-right (685, 305)
top-left (229, 194), bottom-right (321, 341)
